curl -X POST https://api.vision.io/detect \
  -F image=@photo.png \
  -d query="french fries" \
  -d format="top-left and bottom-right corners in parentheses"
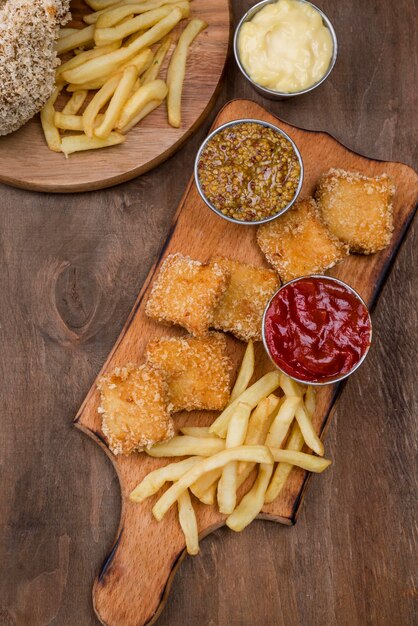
top-left (141, 35), bottom-right (172, 84)
top-left (166, 18), bottom-right (207, 127)
top-left (57, 25), bottom-right (95, 55)
top-left (42, 0), bottom-right (204, 155)
top-left (146, 435), bottom-right (225, 457)
top-left (40, 87), bottom-right (62, 152)
top-left (62, 90), bottom-right (88, 115)
top-left (60, 132), bottom-right (125, 156)
top-left (83, 73), bottom-right (122, 137)
top-left (264, 422), bottom-right (305, 504)
top-left (96, 0), bottom-right (184, 28)
top-left (94, 4), bottom-right (189, 47)
top-left (177, 490), bottom-right (199, 555)
top-left (152, 445), bottom-right (273, 521)
top-left (210, 371), bottom-right (281, 438)
top-left (117, 79), bottom-right (168, 132)
top-left (217, 403), bottom-right (251, 514)
top-left (95, 65), bottom-right (139, 138)
top-left (130, 456), bottom-right (200, 502)
top-left (129, 344), bottom-right (331, 554)
top-left (229, 340), bottom-right (254, 403)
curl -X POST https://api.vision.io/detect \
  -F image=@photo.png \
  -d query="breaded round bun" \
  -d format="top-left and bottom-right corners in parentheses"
top-left (0, 0), bottom-right (70, 136)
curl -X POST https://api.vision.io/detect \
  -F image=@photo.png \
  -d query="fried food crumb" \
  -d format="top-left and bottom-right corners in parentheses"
top-left (316, 168), bottom-right (395, 254)
top-left (210, 256), bottom-right (280, 341)
top-left (146, 332), bottom-right (232, 411)
top-left (98, 363), bottom-right (173, 456)
top-left (257, 197), bottom-right (348, 282)
top-left (145, 253), bottom-right (229, 336)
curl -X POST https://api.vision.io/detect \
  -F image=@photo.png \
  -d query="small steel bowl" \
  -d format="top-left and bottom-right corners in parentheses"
top-left (234, 0), bottom-right (338, 100)
top-left (262, 275), bottom-right (373, 386)
top-left (194, 118), bottom-right (304, 226)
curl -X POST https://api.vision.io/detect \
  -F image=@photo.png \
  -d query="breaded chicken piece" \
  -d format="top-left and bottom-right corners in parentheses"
top-left (257, 198), bottom-right (348, 282)
top-left (211, 256), bottom-right (280, 341)
top-left (98, 363), bottom-right (174, 456)
top-left (315, 168), bottom-right (395, 254)
top-left (146, 333), bottom-right (232, 411)
top-left (145, 253), bottom-right (229, 336)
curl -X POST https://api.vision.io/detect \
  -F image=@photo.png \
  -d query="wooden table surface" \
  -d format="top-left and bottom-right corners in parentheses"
top-left (0, 1), bottom-right (416, 625)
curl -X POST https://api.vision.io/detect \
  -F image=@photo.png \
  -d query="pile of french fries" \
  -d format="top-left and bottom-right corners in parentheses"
top-left (41, 0), bottom-right (207, 156)
top-left (130, 341), bottom-right (332, 555)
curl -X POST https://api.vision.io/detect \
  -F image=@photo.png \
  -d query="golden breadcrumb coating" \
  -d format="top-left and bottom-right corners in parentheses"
top-left (257, 197), bottom-right (349, 282)
top-left (146, 332), bottom-right (232, 411)
top-left (97, 363), bottom-right (174, 456)
top-left (145, 253), bottom-right (229, 336)
top-left (0, 0), bottom-right (70, 135)
top-left (211, 256), bottom-right (280, 341)
top-left (315, 168), bottom-right (395, 254)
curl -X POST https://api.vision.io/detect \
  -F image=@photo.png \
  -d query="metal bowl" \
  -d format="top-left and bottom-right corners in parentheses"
top-left (194, 118), bottom-right (304, 226)
top-left (233, 0), bottom-right (338, 100)
top-left (262, 275), bottom-right (373, 386)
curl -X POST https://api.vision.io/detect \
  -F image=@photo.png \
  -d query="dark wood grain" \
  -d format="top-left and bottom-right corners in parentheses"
top-left (0, 1), bottom-right (416, 626)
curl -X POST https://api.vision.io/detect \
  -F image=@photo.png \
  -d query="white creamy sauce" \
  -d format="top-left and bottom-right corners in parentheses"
top-left (238, 0), bottom-right (333, 93)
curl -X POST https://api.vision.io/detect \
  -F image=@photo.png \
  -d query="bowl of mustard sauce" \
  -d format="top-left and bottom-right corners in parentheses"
top-left (234, 0), bottom-right (338, 100)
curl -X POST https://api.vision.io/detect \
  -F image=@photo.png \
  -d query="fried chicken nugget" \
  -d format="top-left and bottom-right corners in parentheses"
top-left (98, 363), bottom-right (174, 455)
top-left (316, 168), bottom-right (395, 254)
top-left (257, 198), bottom-right (348, 282)
top-left (211, 256), bottom-right (280, 341)
top-left (146, 332), bottom-right (232, 411)
top-left (145, 253), bottom-right (229, 336)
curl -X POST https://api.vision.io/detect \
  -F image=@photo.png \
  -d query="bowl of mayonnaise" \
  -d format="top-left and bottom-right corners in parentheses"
top-left (234, 0), bottom-right (338, 99)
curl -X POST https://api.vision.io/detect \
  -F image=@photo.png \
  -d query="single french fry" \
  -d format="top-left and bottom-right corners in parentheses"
top-left (62, 90), bottom-right (88, 115)
top-left (166, 18), bottom-right (207, 127)
top-left (190, 468), bottom-right (222, 501)
top-left (265, 396), bottom-right (301, 449)
top-left (97, 0), bottom-right (185, 27)
top-left (95, 65), bottom-right (139, 138)
top-left (57, 42), bottom-right (121, 78)
top-left (229, 341), bottom-right (255, 404)
top-left (227, 463), bottom-right (273, 532)
top-left (119, 98), bottom-right (162, 132)
top-left (177, 490), bottom-right (199, 555)
top-left (141, 35), bottom-right (172, 84)
top-left (116, 79), bottom-right (167, 130)
top-left (152, 445), bottom-right (273, 521)
top-left (95, 3), bottom-right (189, 45)
top-left (209, 371), bottom-right (281, 438)
top-left (280, 372), bottom-right (304, 398)
top-left (146, 435), bottom-right (225, 457)
top-left (59, 27), bottom-right (79, 38)
top-left (54, 112), bottom-right (84, 131)
top-left (60, 132), bottom-right (125, 156)
top-left (269, 448), bottom-right (332, 472)
top-left (304, 386), bottom-right (316, 418)
top-left (217, 403), bottom-right (251, 514)
top-left (63, 7), bottom-right (183, 84)
top-left (40, 87), bottom-right (62, 152)
top-left (84, 0), bottom-right (120, 10)
top-left (130, 457), bottom-right (200, 502)
top-left (236, 394), bottom-right (280, 488)
top-left (295, 403), bottom-right (324, 456)
top-left (190, 470), bottom-right (216, 505)
top-left (179, 427), bottom-right (214, 438)
top-left (57, 25), bottom-right (95, 55)
top-left (264, 422), bottom-right (305, 503)
top-left (83, 73), bottom-right (122, 137)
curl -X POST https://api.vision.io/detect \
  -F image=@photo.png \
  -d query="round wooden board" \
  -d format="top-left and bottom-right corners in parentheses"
top-left (0, 0), bottom-right (230, 193)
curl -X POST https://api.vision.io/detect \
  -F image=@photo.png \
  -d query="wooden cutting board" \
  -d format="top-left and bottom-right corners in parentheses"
top-left (75, 99), bottom-right (418, 626)
top-left (0, 0), bottom-right (229, 193)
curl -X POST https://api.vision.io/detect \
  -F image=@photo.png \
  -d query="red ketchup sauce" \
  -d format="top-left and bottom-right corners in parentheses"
top-left (263, 277), bottom-right (372, 383)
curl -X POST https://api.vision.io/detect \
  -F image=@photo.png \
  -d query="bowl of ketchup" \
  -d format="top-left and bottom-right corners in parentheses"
top-left (262, 275), bottom-right (372, 385)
